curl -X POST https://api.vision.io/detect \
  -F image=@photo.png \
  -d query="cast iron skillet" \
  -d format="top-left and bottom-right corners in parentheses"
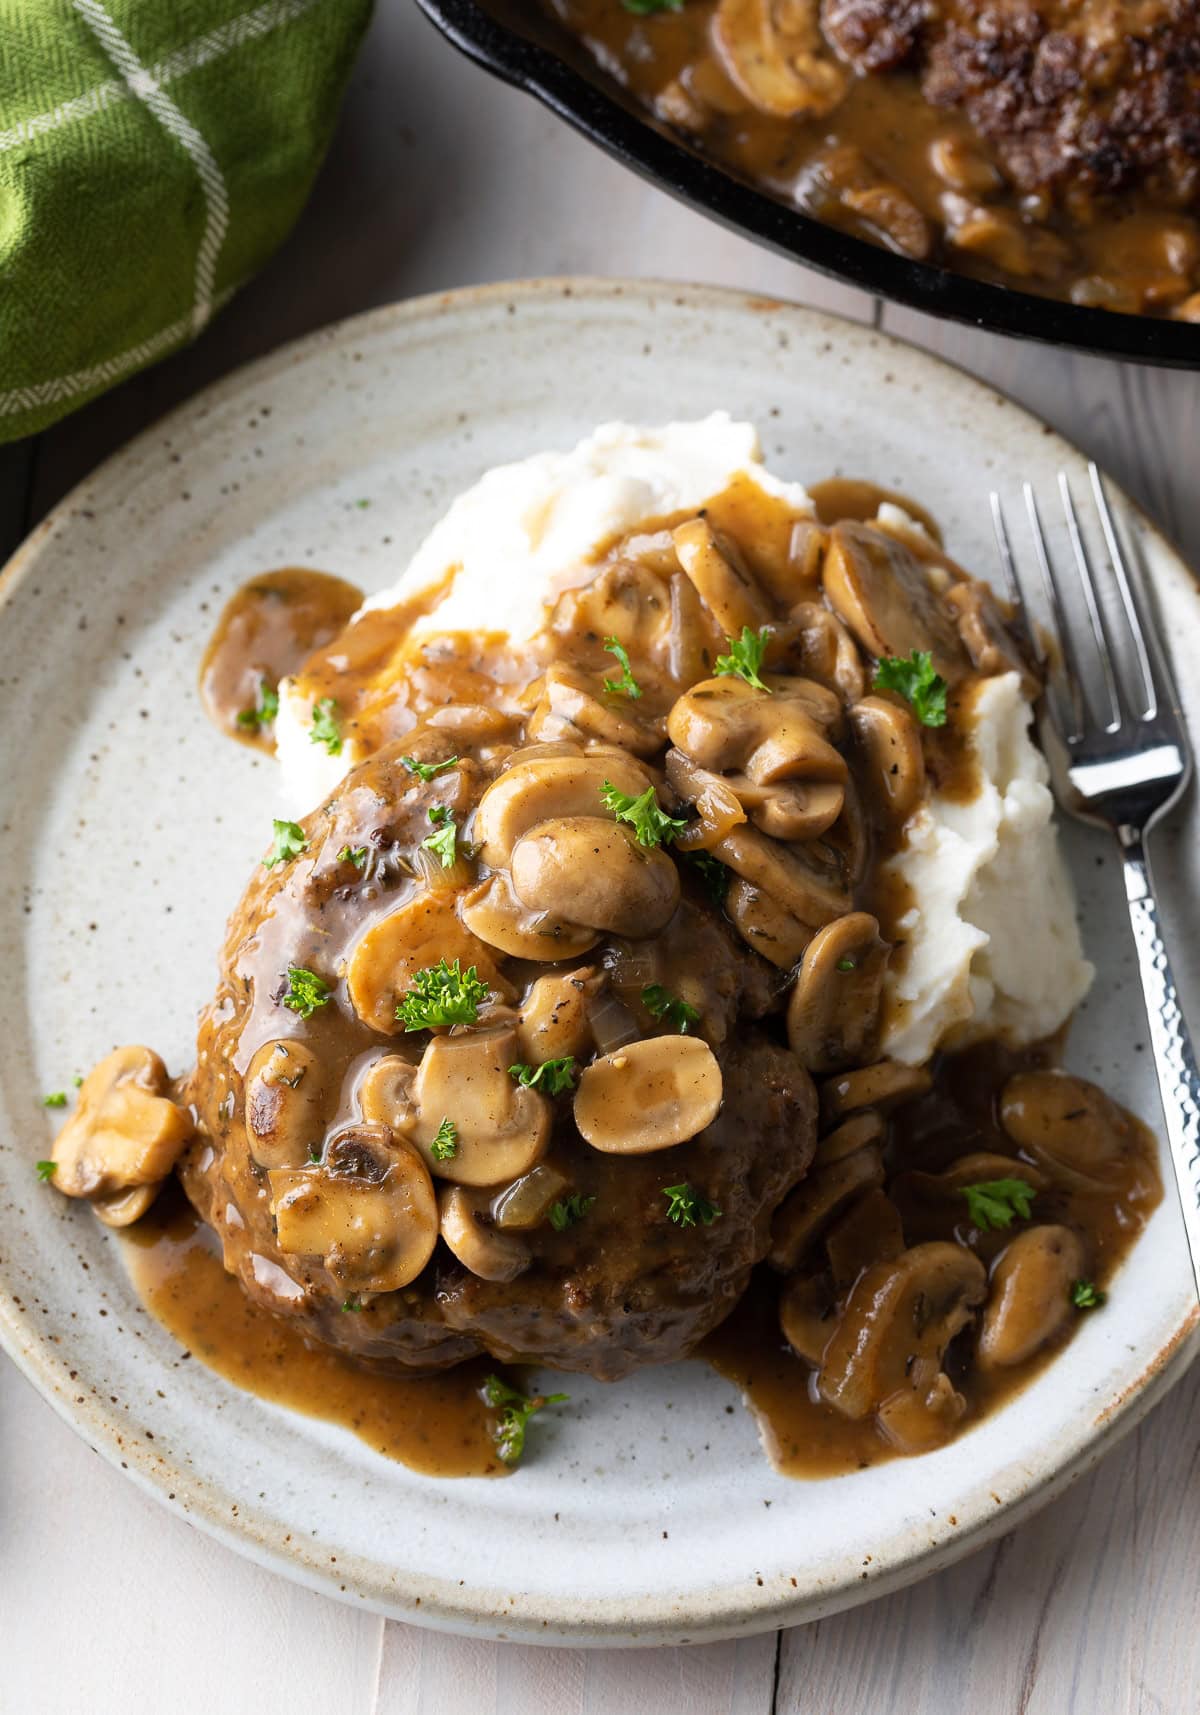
top-left (416, 0), bottom-right (1200, 369)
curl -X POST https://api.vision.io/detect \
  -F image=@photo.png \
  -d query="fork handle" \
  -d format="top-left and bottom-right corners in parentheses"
top-left (1122, 835), bottom-right (1200, 1299)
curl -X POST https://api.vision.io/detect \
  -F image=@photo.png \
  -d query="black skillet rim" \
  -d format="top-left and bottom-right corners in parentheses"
top-left (415, 0), bottom-right (1200, 371)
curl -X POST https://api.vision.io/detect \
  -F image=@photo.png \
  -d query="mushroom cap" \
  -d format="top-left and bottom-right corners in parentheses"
top-left (515, 969), bottom-right (598, 1066)
top-left (51, 1045), bottom-right (193, 1202)
top-left (999, 1071), bottom-right (1143, 1194)
top-left (347, 895), bottom-right (509, 1035)
top-left (528, 663), bottom-right (661, 757)
top-left (244, 1039), bottom-right (327, 1169)
top-left (817, 1241), bottom-right (987, 1442)
top-left (712, 0), bottom-right (848, 120)
top-left (819, 1058), bottom-right (932, 1127)
top-left (672, 515), bottom-right (771, 635)
top-left (978, 1224), bottom-right (1085, 1370)
top-left (459, 871), bottom-right (600, 961)
top-left (510, 815), bottom-right (681, 937)
top-left (473, 748), bottom-right (652, 868)
top-left (787, 911), bottom-right (890, 1073)
top-left (823, 522), bottom-right (969, 681)
top-left (438, 1184), bottom-right (531, 1283)
top-left (768, 1143), bottom-right (885, 1272)
top-left (668, 674), bottom-right (845, 785)
top-left (848, 694), bottom-right (927, 825)
top-left (268, 1123), bottom-right (437, 1294)
top-left (574, 1036), bottom-right (724, 1154)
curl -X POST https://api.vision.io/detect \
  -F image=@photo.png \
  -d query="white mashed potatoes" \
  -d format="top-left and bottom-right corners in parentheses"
top-left (276, 414), bottom-right (1091, 1060)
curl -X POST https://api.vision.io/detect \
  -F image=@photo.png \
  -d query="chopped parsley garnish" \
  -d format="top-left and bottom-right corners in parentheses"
top-left (307, 1144), bottom-right (322, 1164)
top-left (602, 636), bottom-right (642, 700)
top-left (509, 1057), bottom-right (577, 1095)
top-left (663, 1183), bottom-right (722, 1228)
top-left (236, 678), bottom-right (279, 731)
top-left (337, 844), bottom-right (367, 868)
top-left (422, 805), bottom-right (459, 868)
top-left (548, 1193), bottom-right (595, 1232)
top-left (836, 956), bottom-right (857, 973)
top-left (430, 1116), bottom-right (459, 1161)
top-left (264, 818), bottom-right (308, 869)
top-left (73, 1074), bottom-right (83, 1088)
top-left (281, 965), bottom-right (332, 1019)
top-left (685, 850), bottom-right (728, 904)
top-left (714, 625), bottom-right (770, 692)
top-left (642, 983), bottom-right (700, 1034)
top-left (35, 1159), bottom-right (58, 1181)
top-left (341, 1296), bottom-right (364, 1312)
top-left (401, 754), bottom-right (458, 783)
top-left (309, 696), bottom-right (343, 755)
top-left (874, 650), bottom-right (948, 727)
top-left (1071, 1279), bottom-right (1106, 1310)
top-left (481, 1374), bottom-right (569, 1465)
top-left (42, 1091), bottom-right (68, 1108)
top-left (600, 780), bottom-right (687, 848)
top-left (960, 1177), bottom-right (1036, 1232)
top-left (397, 958), bottom-right (488, 1031)
top-left (621, 0), bottom-right (684, 13)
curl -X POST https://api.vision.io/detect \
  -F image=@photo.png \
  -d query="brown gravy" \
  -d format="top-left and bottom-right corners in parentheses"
top-left (200, 568), bottom-right (363, 749)
top-left (124, 1190), bottom-right (509, 1478)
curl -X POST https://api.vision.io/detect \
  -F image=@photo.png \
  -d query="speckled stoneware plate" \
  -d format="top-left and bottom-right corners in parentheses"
top-left (1, 279), bottom-right (1197, 1646)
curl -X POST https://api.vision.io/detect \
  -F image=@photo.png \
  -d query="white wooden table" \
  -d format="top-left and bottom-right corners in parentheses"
top-left (4, 5), bottom-right (1198, 1711)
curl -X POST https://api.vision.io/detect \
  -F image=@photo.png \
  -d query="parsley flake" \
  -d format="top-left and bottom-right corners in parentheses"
top-left (337, 845), bottom-right (367, 868)
top-left (422, 805), bottom-right (459, 868)
top-left (236, 678), bottom-right (279, 731)
top-left (874, 650), bottom-right (948, 727)
top-left (836, 956), bottom-right (857, 973)
top-left (714, 625), bottom-right (771, 691)
top-left (600, 780), bottom-right (687, 848)
top-left (42, 1091), bottom-right (68, 1109)
top-left (264, 818), bottom-right (308, 869)
top-left (960, 1177), bottom-right (1036, 1232)
top-left (341, 1296), bottom-right (364, 1312)
top-left (309, 697), bottom-right (343, 755)
top-left (685, 850), bottom-right (728, 904)
top-left (281, 965), bottom-right (332, 1019)
top-left (35, 1159), bottom-right (57, 1181)
top-left (642, 983), bottom-right (700, 1034)
top-left (509, 1057), bottom-right (577, 1095)
top-left (663, 1183), bottom-right (722, 1228)
top-left (481, 1374), bottom-right (569, 1465)
top-left (401, 754), bottom-right (458, 783)
top-left (548, 1193), bottom-right (595, 1232)
top-left (397, 958), bottom-right (488, 1031)
top-left (602, 636), bottom-right (643, 700)
top-left (621, 0), bottom-right (684, 13)
top-left (1071, 1279), bottom-right (1106, 1310)
top-left (430, 1116), bottom-right (459, 1161)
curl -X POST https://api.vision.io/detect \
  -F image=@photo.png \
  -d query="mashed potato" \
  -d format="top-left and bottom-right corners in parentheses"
top-left (879, 672), bottom-right (1093, 1064)
top-left (276, 416), bottom-right (1090, 1059)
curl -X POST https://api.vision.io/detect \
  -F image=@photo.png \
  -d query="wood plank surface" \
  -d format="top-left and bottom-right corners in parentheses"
top-left (4, 3), bottom-right (1198, 1713)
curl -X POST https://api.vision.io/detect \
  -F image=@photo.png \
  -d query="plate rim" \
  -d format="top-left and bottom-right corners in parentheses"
top-left (2, 275), bottom-right (1197, 1644)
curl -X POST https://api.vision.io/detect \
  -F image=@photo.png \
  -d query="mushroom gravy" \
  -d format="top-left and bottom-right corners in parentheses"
top-left (541, 0), bottom-right (1200, 319)
top-left (52, 456), bottom-right (1162, 1476)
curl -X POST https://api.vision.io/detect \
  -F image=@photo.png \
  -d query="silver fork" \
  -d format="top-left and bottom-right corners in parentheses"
top-left (990, 465), bottom-right (1200, 1299)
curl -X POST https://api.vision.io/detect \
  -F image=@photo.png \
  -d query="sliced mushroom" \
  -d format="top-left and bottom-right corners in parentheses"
top-left (362, 1026), bottom-right (552, 1187)
top-left (776, 601), bottom-right (865, 703)
top-left (768, 1145), bottom-right (885, 1271)
top-left (527, 663), bottom-right (661, 757)
top-left (780, 1272), bottom-right (840, 1364)
top-left (823, 522), bottom-right (969, 681)
top-left (848, 695), bottom-right (927, 825)
top-left (820, 1059), bottom-right (931, 1127)
top-left (667, 569), bottom-right (719, 687)
top-left (787, 912), bottom-right (890, 1073)
top-left (474, 748), bottom-right (652, 869)
top-left (814, 1109), bottom-right (885, 1166)
top-left (510, 816), bottom-right (680, 937)
top-left (999, 1071), bottom-right (1141, 1195)
top-left (551, 560), bottom-right (675, 660)
top-left (516, 969), bottom-right (599, 1066)
top-left (438, 1184), bottom-right (530, 1282)
top-left (490, 1163), bottom-right (572, 1230)
top-left (943, 580), bottom-right (1040, 700)
top-left (977, 1225), bottom-right (1085, 1370)
top-left (664, 750), bottom-right (748, 849)
top-left (817, 1242), bottom-right (987, 1452)
top-left (92, 1184), bottom-right (161, 1229)
top-left (574, 1036), bottom-right (723, 1154)
top-left (712, 823), bottom-right (850, 932)
top-left (902, 1152), bottom-right (1048, 1206)
top-left (347, 895), bottom-right (509, 1035)
top-left (269, 1123), bottom-right (437, 1293)
top-left (244, 1040), bottom-right (326, 1168)
top-left (672, 516), bottom-right (771, 635)
top-left (712, 0), bottom-right (848, 120)
top-left (724, 876), bottom-right (818, 969)
top-left (459, 872), bottom-right (600, 962)
top-left (723, 773), bottom-right (845, 842)
top-left (50, 1046), bottom-right (193, 1206)
top-left (668, 674), bottom-right (844, 785)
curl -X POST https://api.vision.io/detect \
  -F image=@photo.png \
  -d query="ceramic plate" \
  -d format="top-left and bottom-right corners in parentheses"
top-left (1, 279), bottom-right (1196, 1645)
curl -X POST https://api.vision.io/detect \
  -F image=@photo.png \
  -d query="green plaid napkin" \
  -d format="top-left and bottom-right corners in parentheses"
top-left (0, 0), bottom-right (373, 442)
